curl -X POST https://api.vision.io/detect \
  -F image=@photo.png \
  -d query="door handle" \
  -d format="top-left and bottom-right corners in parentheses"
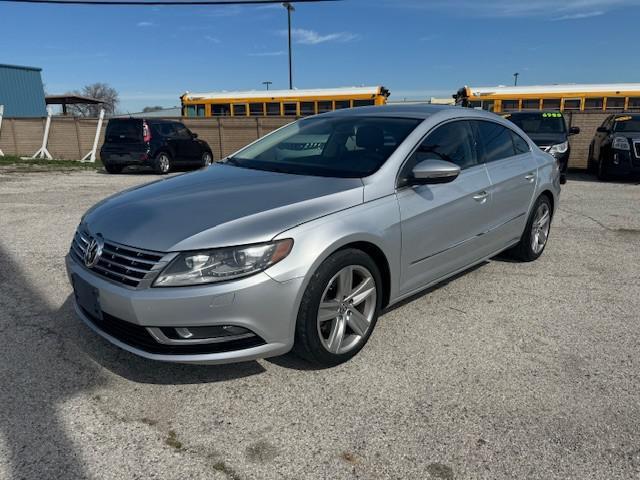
top-left (472, 191), bottom-right (488, 203)
top-left (525, 172), bottom-right (536, 182)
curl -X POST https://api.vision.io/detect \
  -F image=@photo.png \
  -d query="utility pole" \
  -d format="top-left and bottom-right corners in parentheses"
top-left (283, 2), bottom-right (295, 89)
top-left (513, 72), bottom-right (520, 86)
top-left (262, 81), bottom-right (272, 91)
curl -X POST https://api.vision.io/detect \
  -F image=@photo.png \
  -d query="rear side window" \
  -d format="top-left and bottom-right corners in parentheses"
top-left (105, 120), bottom-right (142, 143)
top-left (473, 120), bottom-right (516, 163)
top-left (512, 132), bottom-right (530, 154)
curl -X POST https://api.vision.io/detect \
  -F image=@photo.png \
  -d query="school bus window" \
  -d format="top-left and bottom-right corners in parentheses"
top-left (354, 99), bottom-right (375, 107)
top-left (563, 99), bottom-right (581, 111)
top-left (317, 101), bottom-right (332, 113)
top-left (185, 105), bottom-right (196, 117)
top-left (266, 102), bottom-right (281, 116)
top-left (300, 102), bottom-right (315, 116)
top-left (522, 99), bottom-right (541, 110)
top-left (628, 97), bottom-right (640, 110)
top-left (542, 99), bottom-right (561, 110)
top-left (249, 103), bottom-right (264, 116)
top-left (211, 104), bottom-right (231, 116)
top-left (469, 101), bottom-right (482, 109)
top-left (585, 98), bottom-right (604, 110)
top-left (283, 103), bottom-right (297, 116)
top-left (606, 97), bottom-right (625, 110)
top-left (335, 100), bottom-right (350, 110)
top-left (195, 104), bottom-right (206, 117)
top-left (502, 100), bottom-right (519, 111)
top-left (233, 104), bottom-right (247, 116)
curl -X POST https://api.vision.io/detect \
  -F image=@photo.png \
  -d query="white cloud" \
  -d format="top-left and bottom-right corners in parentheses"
top-left (248, 51), bottom-right (286, 57)
top-left (553, 10), bottom-right (605, 19)
top-left (392, 0), bottom-right (640, 18)
top-left (136, 21), bottom-right (154, 27)
top-left (204, 35), bottom-right (221, 43)
top-left (282, 28), bottom-right (361, 45)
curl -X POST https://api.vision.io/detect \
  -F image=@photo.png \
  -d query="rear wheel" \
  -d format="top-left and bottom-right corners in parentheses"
top-left (509, 195), bottom-right (552, 262)
top-left (153, 152), bottom-right (172, 175)
top-left (104, 163), bottom-right (123, 174)
top-left (294, 249), bottom-right (382, 366)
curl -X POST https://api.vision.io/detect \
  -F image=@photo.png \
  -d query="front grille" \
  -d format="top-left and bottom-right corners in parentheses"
top-left (80, 307), bottom-right (265, 355)
top-left (634, 141), bottom-right (640, 158)
top-left (70, 230), bottom-right (165, 288)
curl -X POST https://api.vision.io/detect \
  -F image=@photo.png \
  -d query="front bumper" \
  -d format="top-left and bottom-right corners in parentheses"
top-left (606, 151), bottom-right (640, 175)
top-left (66, 254), bottom-right (303, 364)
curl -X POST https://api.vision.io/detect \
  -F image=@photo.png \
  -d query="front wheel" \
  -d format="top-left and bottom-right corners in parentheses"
top-left (201, 151), bottom-right (213, 168)
top-left (293, 249), bottom-right (382, 366)
top-left (509, 195), bottom-right (553, 262)
top-left (153, 152), bottom-right (172, 175)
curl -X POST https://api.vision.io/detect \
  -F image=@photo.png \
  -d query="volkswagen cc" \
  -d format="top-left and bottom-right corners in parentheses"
top-left (67, 105), bottom-right (560, 366)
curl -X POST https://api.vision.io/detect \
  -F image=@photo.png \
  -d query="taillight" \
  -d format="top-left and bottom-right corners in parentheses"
top-left (143, 121), bottom-right (152, 143)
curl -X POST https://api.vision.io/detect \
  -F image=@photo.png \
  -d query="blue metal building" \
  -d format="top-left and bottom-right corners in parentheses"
top-left (0, 63), bottom-right (47, 117)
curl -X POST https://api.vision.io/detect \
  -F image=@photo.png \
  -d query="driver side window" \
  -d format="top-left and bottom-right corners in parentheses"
top-left (400, 120), bottom-right (477, 185)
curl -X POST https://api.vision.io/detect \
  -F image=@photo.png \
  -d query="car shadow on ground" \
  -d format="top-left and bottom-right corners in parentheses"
top-left (0, 245), bottom-right (265, 479)
top-left (267, 261), bottom-right (489, 371)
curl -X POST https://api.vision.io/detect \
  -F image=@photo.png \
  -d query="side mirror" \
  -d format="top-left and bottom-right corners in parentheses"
top-left (192, 132), bottom-right (199, 139)
top-left (568, 126), bottom-right (580, 136)
top-left (411, 159), bottom-right (461, 185)
top-left (596, 127), bottom-right (609, 133)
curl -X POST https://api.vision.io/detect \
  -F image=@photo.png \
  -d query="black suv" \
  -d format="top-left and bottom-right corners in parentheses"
top-left (100, 118), bottom-right (213, 174)
top-left (589, 114), bottom-right (640, 180)
top-left (503, 111), bottom-right (579, 183)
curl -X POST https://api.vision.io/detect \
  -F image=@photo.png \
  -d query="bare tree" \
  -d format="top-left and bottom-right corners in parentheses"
top-left (67, 83), bottom-right (119, 117)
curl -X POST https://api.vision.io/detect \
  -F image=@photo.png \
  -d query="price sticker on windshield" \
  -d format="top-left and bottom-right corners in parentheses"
top-left (614, 115), bottom-right (632, 122)
top-left (542, 112), bottom-right (563, 118)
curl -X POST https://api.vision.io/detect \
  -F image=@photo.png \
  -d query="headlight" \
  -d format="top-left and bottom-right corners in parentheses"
top-left (612, 136), bottom-right (630, 151)
top-left (154, 239), bottom-right (293, 287)
top-left (548, 141), bottom-right (569, 155)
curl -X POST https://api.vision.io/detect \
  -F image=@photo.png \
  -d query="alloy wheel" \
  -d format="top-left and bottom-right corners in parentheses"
top-left (159, 154), bottom-right (170, 173)
top-left (316, 265), bottom-right (377, 355)
top-left (203, 152), bottom-right (213, 166)
top-left (531, 203), bottom-right (551, 254)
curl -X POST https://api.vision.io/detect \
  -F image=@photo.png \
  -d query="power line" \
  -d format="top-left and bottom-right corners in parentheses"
top-left (0, 0), bottom-right (336, 4)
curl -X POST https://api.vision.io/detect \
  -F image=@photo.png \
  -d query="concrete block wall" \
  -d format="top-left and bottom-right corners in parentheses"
top-left (566, 112), bottom-right (609, 169)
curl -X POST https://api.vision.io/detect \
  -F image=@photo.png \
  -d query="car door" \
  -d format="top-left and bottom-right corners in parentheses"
top-left (471, 120), bottom-right (537, 249)
top-left (396, 120), bottom-right (494, 296)
top-left (172, 122), bottom-right (201, 162)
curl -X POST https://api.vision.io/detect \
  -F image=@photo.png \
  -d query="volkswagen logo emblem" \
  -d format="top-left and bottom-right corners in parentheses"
top-left (84, 235), bottom-right (104, 268)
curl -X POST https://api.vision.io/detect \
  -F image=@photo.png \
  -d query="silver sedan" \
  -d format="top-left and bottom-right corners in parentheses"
top-left (66, 104), bottom-right (560, 366)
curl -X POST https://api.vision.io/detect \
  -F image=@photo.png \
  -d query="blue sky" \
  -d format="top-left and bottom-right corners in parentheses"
top-left (2, 0), bottom-right (640, 112)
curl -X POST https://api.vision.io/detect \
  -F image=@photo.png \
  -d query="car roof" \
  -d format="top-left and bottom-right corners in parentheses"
top-left (323, 103), bottom-right (457, 119)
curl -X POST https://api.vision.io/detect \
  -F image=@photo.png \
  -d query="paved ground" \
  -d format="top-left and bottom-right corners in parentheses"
top-left (0, 169), bottom-right (639, 480)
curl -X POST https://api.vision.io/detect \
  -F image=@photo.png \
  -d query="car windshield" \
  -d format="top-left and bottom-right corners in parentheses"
top-left (226, 116), bottom-right (422, 178)
top-left (613, 116), bottom-right (640, 132)
top-left (506, 113), bottom-right (566, 135)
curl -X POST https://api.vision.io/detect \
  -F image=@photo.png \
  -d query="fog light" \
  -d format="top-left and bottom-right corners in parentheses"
top-left (161, 325), bottom-right (252, 340)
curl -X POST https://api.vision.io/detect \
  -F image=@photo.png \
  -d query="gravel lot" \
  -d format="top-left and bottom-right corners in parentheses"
top-left (1, 169), bottom-right (639, 480)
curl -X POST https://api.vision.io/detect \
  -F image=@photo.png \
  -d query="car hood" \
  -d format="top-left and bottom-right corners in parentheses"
top-left (83, 164), bottom-right (364, 252)
top-left (526, 133), bottom-right (567, 148)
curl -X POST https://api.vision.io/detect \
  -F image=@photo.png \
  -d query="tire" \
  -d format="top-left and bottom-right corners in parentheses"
top-left (104, 163), bottom-right (123, 174)
top-left (201, 151), bottom-right (213, 168)
top-left (509, 195), bottom-right (553, 262)
top-left (587, 144), bottom-right (596, 173)
top-left (153, 152), bottom-right (172, 175)
top-left (293, 249), bottom-right (382, 366)
top-left (597, 155), bottom-right (610, 181)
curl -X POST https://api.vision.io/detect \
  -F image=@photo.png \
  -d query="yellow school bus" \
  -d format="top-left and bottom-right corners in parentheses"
top-left (455, 83), bottom-right (640, 113)
top-left (181, 86), bottom-right (390, 118)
